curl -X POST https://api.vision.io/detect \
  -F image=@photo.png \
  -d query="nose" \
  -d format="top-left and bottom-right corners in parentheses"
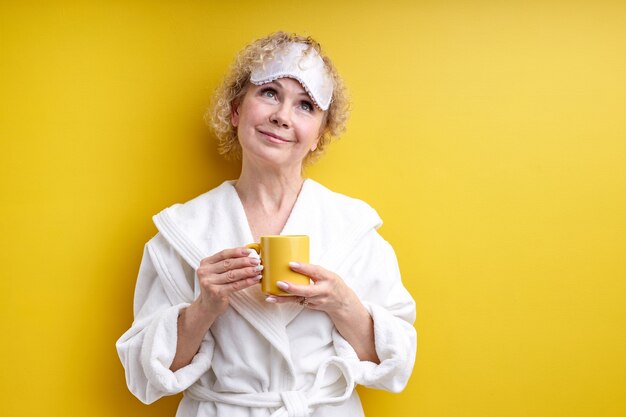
top-left (270, 103), bottom-right (292, 128)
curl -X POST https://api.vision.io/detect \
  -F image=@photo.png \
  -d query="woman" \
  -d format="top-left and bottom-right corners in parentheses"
top-left (116, 32), bottom-right (416, 417)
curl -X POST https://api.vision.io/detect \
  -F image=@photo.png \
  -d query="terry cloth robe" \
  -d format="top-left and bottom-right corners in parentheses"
top-left (116, 179), bottom-right (417, 417)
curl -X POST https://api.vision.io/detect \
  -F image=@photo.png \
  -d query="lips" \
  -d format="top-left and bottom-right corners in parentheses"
top-left (258, 129), bottom-right (293, 144)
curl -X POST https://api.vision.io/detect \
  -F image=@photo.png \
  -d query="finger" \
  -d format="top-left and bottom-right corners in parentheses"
top-left (288, 262), bottom-right (326, 283)
top-left (197, 256), bottom-right (260, 278)
top-left (212, 264), bottom-right (263, 284)
top-left (275, 280), bottom-right (317, 298)
top-left (265, 295), bottom-right (322, 310)
top-left (218, 256), bottom-right (260, 273)
top-left (264, 294), bottom-right (303, 304)
top-left (226, 274), bottom-right (263, 293)
top-left (202, 247), bottom-right (254, 266)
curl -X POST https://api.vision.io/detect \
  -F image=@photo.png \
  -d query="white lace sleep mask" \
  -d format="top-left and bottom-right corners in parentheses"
top-left (250, 42), bottom-right (334, 111)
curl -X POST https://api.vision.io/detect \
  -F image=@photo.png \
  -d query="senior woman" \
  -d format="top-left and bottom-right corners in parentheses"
top-left (116, 32), bottom-right (416, 417)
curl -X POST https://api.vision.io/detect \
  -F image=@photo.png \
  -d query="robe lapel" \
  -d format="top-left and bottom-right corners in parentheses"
top-left (152, 181), bottom-right (295, 364)
top-left (278, 180), bottom-right (318, 325)
top-left (278, 180), bottom-right (383, 325)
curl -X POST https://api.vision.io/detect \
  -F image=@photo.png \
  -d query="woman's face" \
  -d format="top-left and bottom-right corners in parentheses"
top-left (231, 77), bottom-right (325, 170)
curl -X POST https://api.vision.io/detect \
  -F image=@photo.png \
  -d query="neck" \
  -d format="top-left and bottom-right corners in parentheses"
top-left (235, 160), bottom-right (305, 212)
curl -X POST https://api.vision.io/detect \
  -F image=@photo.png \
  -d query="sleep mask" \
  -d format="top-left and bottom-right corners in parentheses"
top-left (250, 42), bottom-right (333, 111)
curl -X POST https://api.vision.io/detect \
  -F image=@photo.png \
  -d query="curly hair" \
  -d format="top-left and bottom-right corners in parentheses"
top-left (206, 32), bottom-right (350, 164)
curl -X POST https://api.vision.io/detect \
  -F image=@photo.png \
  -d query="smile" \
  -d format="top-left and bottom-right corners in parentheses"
top-left (258, 129), bottom-right (293, 144)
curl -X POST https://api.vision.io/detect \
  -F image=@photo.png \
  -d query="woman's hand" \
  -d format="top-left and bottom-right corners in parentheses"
top-left (171, 247), bottom-right (261, 371)
top-left (266, 262), bottom-right (380, 363)
top-left (195, 247), bottom-right (263, 317)
top-left (265, 262), bottom-right (355, 315)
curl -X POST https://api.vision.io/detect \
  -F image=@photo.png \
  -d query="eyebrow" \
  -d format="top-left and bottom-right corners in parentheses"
top-left (268, 79), bottom-right (311, 98)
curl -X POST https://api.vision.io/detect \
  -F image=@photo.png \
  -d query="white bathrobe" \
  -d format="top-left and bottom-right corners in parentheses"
top-left (116, 179), bottom-right (417, 417)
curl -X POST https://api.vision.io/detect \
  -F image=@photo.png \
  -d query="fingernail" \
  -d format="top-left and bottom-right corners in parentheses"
top-left (276, 281), bottom-right (289, 290)
top-left (255, 264), bottom-right (264, 272)
top-left (255, 275), bottom-right (262, 281)
top-left (243, 248), bottom-right (253, 255)
top-left (289, 262), bottom-right (300, 268)
top-left (265, 296), bottom-right (277, 303)
top-left (250, 258), bottom-right (260, 265)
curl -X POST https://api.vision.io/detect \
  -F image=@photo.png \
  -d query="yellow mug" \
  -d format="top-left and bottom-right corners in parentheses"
top-left (246, 235), bottom-right (310, 296)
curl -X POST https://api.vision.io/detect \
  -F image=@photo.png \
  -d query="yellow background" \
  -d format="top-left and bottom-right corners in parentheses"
top-left (1, 1), bottom-right (625, 416)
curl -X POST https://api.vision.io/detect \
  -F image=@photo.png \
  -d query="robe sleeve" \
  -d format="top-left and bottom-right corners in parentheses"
top-left (332, 230), bottom-right (417, 393)
top-left (115, 236), bottom-right (215, 404)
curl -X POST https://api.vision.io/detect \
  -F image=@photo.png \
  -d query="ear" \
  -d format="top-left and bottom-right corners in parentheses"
top-left (231, 100), bottom-right (241, 127)
top-left (311, 136), bottom-right (320, 152)
top-left (312, 113), bottom-right (328, 151)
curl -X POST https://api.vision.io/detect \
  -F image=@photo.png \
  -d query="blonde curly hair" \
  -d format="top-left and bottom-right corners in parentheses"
top-left (206, 32), bottom-right (349, 164)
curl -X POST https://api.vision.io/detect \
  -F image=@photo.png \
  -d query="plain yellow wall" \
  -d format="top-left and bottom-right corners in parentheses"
top-left (1, 1), bottom-right (625, 416)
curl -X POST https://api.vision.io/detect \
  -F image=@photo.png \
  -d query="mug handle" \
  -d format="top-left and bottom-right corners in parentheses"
top-left (246, 243), bottom-right (260, 254)
top-left (246, 244), bottom-right (262, 285)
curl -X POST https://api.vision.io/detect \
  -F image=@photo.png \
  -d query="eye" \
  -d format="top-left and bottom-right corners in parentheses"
top-left (260, 87), bottom-right (278, 99)
top-left (299, 100), bottom-right (314, 112)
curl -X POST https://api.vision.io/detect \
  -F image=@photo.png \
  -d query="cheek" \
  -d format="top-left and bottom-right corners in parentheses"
top-left (298, 123), bottom-right (320, 143)
top-left (313, 117), bottom-right (325, 139)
